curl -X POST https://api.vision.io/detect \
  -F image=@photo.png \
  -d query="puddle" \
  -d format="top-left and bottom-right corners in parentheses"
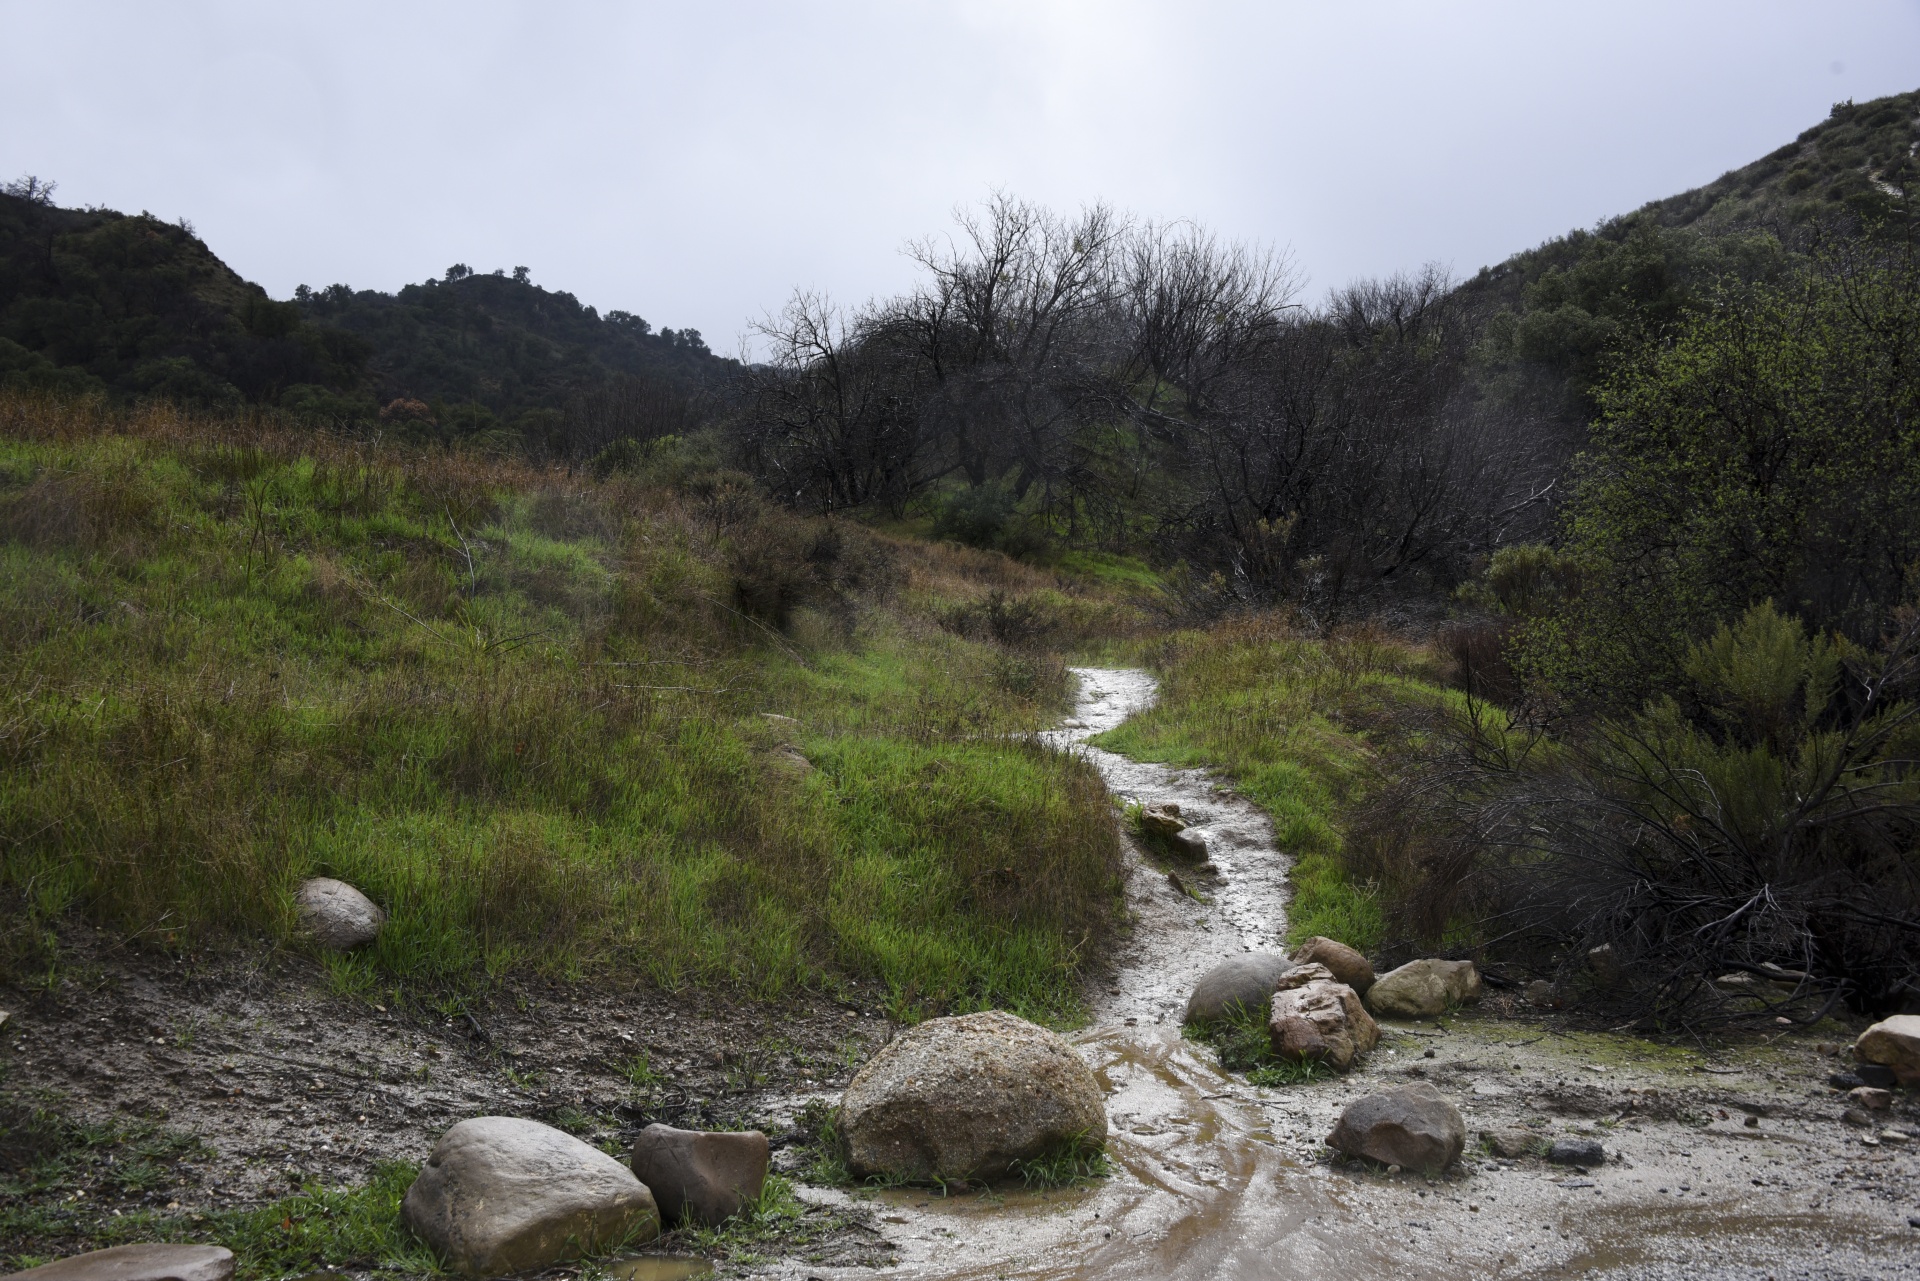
top-left (803, 669), bottom-right (1920, 1280)
top-left (604, 1256), bottom-right (713, 1281)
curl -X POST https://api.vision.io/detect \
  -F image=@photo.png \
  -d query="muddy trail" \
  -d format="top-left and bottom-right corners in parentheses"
top-left (5, 670), bottom-right (1920, 1280)
top-left (797, 668), bottom-right (1920, 1281)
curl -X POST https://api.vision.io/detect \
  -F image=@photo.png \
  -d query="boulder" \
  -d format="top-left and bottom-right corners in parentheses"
top-left (1364, 959), bottom-right (1483, 1019)
top-left (1138, 802), bottom-right (1184, 837)
top-left (1267, 965), bottom-right (1379, 1072)
top-left (402, 1116), bottom-right (659, 1275)
top-left (295, 877), bottom-right (386, 951)
top-left (772, 743), bottom-right (814, 776)
top-left (1525, 980), bottom-right (1557, 1007)
top-left (1183, 953), bottom-right (1294, 1025)
top-left (1482, 1127), bottom-right (1545, 1159)
top-left (1290, 937), bottom-right (1374, 993)
top-left (1855, 1014), bottom-right (1920, 1086)
top-left (2, 1246), bottom-right (233, 1281)
top-left (630, 1124), bottom-right (769, 1226)
top-left (1547, 1138), bottom-right (1607, 1168)
top-left (839, 1010), bottom-right (1107, 1183)
top-left (1325, 1083), bottom-right (1465, 1172)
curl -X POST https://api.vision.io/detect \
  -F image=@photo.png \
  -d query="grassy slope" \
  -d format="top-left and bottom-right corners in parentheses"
top-left (1093, 616), bottom-right (1457, 954)
top-left (0, 393), bottom-right (1123, 1024)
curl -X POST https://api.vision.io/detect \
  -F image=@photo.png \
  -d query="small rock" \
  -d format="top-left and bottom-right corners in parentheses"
top-left (1183, 953), bottom-right (1295, 1025)
top-left (1364, 959), bottom-right (1483, 1019)
top-left (1547, 1138), bottom-right (1606, 1168)
top-left (2, 1245), bottom-right (234, 1281)
top-left (1828, 1071), bottom-right (1868, 1091)
top-left (1139, 803), bottom-right (1185, 837)
top-left (1483, 1127), bottom-right (1545, 1159)
top-left (1290, 936), bottom-right (1375, 993)
top-left (1849, 1086), bottom-right (1893, 1112)
top-left (1855, 1016), bottom-right (1920, 1086)
top-left (402, 1116), bottom-right (659, 1275)
top-left (1169, 828), bottom-right (1210, 861)
top-left (1268, 966), bottom-right (1379, 1071)
top-left (1857, 1063), bottom-right (1898, 1089)
top-left (295, 877), bottom-right (386, 951)
top-left (1325, 1082), bottom-right (1466, 1172)
top-left (772, 743), bottom-right (814, 775)
top-left (630, 1124), bottom-right (769, 1226)
top-left (839, 1010), bottom-right (1107, 1183)
top-left (1880, 1129), bottom-right (1911, 1145)
top-left (1524, 980), bottom-right (1557, 1007)
top-left (759, 712), bottom-right (799, 726)
top-left (1841, 1107), bottom-right (1874, 1128)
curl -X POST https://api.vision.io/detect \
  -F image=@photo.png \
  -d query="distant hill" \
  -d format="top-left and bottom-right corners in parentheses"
top-left (0, 178), bottom-right (734, 457)
top-left (1457, 88), bottom-right (1919, 414)
top-left (0, 181), bottom-right (366, 407)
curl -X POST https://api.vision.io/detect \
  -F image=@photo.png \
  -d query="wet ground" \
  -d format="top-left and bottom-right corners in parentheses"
top-left (6, 669), bottom-right (1920, 1279)
top-left (779, 668), bottom-right (1920, 1281)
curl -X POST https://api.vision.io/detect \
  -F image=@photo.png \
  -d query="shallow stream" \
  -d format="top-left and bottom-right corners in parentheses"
top-left (799, 669), bottom-right (1920, 1280)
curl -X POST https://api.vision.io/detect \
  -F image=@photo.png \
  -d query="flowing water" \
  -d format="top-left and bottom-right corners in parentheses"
top-left (798, 669), bottom-right (1920, 1280)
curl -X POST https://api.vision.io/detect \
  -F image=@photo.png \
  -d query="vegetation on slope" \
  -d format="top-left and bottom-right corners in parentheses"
top-left (0, 391), bottom-right (1124, 1023)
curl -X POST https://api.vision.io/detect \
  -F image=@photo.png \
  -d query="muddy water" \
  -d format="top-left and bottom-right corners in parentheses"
top-left (798, 669), bottom-right (1920, 1281)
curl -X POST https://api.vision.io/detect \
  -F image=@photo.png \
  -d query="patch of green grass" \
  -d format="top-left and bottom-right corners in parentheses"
top-left (1094, 616), bottom-right (1457, 954)
top-left (1182, 1003), bottom-right (1333, 1087)
top-left (0, 394), bottom-right (1123, 1023)
top-left (1008, 1131), bottom-right (1110, 1188)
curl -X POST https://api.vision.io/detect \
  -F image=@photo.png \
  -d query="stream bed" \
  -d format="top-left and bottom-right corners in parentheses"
top-left (796, 668), bottom-right (1920, 1281)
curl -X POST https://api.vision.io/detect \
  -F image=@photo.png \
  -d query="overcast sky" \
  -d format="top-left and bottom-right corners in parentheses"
top-left (5, 2), bottom-right (1919, 351)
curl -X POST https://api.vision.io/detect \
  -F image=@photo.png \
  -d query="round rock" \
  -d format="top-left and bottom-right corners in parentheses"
top-left (839, 1009), bottom-right (1107, 1183)
top-left (1855, 1014), bottom-right (1920, 1086)
top-left (2, 1245), bottom-right (234, 1281)
top-left (1183, 952), bottom-right (1295, 1025)
top-left (1267, 965), bottom-right (1379, 1071)
top-left (1364, 958), bottom-right (1483, 1019)
top-left (1290, 936), bottom-right (1375, 993)
top-left (402, 1116), bottom-right (659, 1276)
top-left (1326, 1082), bottom-right (1466, 1172)
top-left (295, 877), bottom-right (386, 951)
top-left (630, 1123), bottom-right (769, 1226)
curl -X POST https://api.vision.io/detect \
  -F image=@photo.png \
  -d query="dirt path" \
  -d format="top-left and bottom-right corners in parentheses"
top-left (795, 668), bottom-right (1920, 1281)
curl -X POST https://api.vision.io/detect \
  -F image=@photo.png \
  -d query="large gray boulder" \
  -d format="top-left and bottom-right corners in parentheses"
top-left (295, 877), bottom-right (386, 950)
top-left (1183, 953), bottom-right (1295, 1024)
top-left (630, 1124), bottom-right (769, 1226)
top-left (2, 1246), bottom-right (233, 1281)
top-left (1326, 1083), bottom-right (1466, 1172)
top-left (402, 1116), bottom-right (659, 1275)
top-left (1290, 936), bottom-right (1375, 994)
top-left (839, 1010), bottom-right (1107, 1183)
top-left (1267, 964), bottom-right (1378, 1071)
top-left (1364, 958), bottom-right (1483, 1019)
top-left (1855, 1015), bottom-right (1920, 1086)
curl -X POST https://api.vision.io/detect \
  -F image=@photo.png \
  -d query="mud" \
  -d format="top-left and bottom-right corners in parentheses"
top-left (780, 669), bottom-right (1920, 1280)
top-left (6, 668), bottom-right (1920, 1279)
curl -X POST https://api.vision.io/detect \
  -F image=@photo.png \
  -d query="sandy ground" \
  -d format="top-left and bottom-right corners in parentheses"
top-left (5, 667), bottom-right (1920, 1279)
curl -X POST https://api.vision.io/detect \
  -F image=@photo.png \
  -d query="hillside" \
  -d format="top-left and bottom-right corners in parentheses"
top-left (0, 181), bottom-right (733, 458)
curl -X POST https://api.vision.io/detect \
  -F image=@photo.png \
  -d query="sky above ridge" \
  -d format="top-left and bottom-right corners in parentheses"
top-left (4, 1), bottom-right (1919, 352)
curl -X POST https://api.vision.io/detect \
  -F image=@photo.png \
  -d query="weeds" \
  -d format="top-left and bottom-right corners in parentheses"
top-left (1008, 1132), bottom-right (1110, 1188)
top-left (0, 391), bottom-right (1123, 1021)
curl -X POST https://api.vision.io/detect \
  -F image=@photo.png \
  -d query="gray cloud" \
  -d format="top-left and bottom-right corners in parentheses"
top-left (4, 0), bottom-right (1917, 349)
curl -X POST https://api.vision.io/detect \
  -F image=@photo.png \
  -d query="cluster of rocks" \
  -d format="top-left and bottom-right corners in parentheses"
top-left (1138, 801), bottom-right (1211, 862)
top-left (1183, 936), bottom-right (1482, 1075)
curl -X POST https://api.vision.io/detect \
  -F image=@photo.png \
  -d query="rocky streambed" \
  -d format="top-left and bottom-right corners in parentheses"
top-left (6, 670), bottom-right (1920, 1280)
top-left (793, 668), bottom-right (1920, 1281)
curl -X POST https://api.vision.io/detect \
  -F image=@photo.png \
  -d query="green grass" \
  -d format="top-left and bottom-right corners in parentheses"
top-left (1182, 1005), bottom-right (1333, 1087)
top-left (0, 393), bottom-right (1123, 1023)
top-left (1093, 617), bottom-right (1457, 954)
top-left (1008, 1131), bottom-right (1110, 1188)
